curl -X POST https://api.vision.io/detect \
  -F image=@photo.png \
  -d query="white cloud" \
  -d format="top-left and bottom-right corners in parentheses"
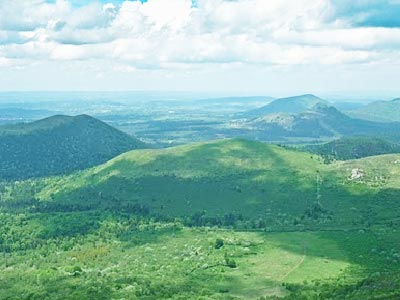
top-left (0, 0), bottom-right (399, 71)
top-left (273, 27), bottom-right (400, 50)
top-left (0, 57), bottom-right (10, 67)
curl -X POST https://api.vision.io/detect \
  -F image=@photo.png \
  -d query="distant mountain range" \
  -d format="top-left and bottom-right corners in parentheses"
top-left (0, 114), bottom-right (146, 180)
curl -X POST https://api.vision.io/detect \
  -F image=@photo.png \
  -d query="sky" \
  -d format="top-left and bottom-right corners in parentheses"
top-left (0, 0), bottom-right (400, 97)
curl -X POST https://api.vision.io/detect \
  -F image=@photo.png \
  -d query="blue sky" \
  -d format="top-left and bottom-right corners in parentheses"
top-left (333, 0), bottom-right (400, 28)
top-left (0, 0), bottom-right (400, 97)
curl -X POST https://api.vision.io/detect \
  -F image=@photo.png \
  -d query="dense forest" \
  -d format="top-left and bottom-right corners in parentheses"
top-left (305, 136), bottom-right (400, 161)
top-left (0, 115), bottom-right (146, 180)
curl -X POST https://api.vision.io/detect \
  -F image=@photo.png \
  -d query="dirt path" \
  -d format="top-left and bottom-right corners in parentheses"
top-left (272, 246), bottom-right (307, 296)
top-left (281, 246), bottom-right (307, 281)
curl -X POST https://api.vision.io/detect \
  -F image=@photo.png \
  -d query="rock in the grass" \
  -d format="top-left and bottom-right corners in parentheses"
top-left (350, 168), bottom-right (364, 180)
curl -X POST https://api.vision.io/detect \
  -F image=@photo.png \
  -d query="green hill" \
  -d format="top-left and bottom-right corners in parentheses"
top-left (239, 94), bottom-right (328, 119)
top-left (38, 139), bottom-right (322, 220)
top-left (0, 114), bottom-right (146, 180)
top-left (305, 136), bottom-right (400, 160)
top-left (349, 97), bottom-right (400, 122)
top-left (35, 138), bottom-right (400, 227)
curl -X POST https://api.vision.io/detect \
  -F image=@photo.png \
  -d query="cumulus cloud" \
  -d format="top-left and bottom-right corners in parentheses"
top-left (0, 0), bottom-right (399, 70)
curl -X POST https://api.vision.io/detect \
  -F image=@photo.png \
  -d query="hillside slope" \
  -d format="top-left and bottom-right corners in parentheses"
top-left (37, 139), bottom-right (400, 227)
top-left (0, 114), bottom-right (146, 180)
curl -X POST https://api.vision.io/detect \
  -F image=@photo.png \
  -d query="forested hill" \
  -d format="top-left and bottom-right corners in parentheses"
top-left (305, 136), bottom-right (400, 160)
top-left (0, 114), bottom-right (146, 180)
top-left (36, 138), bottom-right (400, 227)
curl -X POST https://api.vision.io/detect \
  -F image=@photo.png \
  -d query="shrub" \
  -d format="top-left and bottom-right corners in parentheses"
top-left (215, 238), bottom-right (224, 249)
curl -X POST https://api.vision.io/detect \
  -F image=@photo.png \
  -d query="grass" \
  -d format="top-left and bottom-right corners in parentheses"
top-left (0, 225), bottom-right (356, 300)
top-left (216, 232), bottom-right (350, 299)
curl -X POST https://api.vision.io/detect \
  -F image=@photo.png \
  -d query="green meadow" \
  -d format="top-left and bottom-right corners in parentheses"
top-left (1, 222), bottom-right (400, 300)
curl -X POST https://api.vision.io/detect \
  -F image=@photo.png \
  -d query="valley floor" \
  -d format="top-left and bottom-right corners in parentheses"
top-left (1, 221), bottom-right (400, 300)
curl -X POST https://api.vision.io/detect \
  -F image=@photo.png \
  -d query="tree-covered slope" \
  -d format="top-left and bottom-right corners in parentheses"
top-left (0, 114), bottom-right (146, 180)
top-left (37, 139), bottom-right (321, 219)
top-left (305, 136), bottom-right (400, 160)
top-left (35, 138), bottom-right (400, 227)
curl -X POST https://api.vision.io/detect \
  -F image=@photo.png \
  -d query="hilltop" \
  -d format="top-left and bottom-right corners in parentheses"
top-left (239, 94), bottom-right (327, 119)
top-left (0, 114), bottom-right (146, 180)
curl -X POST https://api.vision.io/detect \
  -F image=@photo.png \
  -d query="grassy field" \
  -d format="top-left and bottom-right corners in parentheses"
top-left (1, 221), bottom-right (399, 300)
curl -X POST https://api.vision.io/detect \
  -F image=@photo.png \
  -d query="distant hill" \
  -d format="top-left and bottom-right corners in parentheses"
top-left (239, 94), bottom-right (328, 119)
top-left (305, 136), bottom-right (400, 160)
top-left (0, 114), bottom-right (146, 180)
top-left (246, 104), bottom-right (400, 141)
top-left (348, 98), bottom-right (400, 122)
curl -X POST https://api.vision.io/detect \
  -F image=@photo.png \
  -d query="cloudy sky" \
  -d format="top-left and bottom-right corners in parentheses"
top-left (0, 0), bottom-right (399, 96)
